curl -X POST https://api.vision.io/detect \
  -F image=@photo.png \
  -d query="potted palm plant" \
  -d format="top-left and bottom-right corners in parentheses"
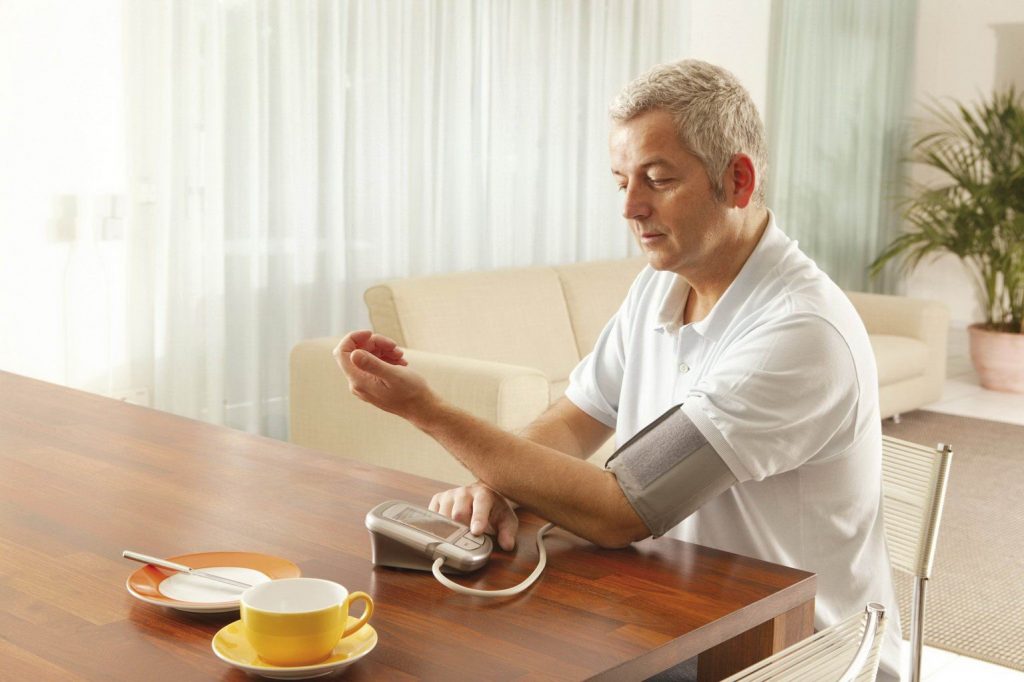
top-left (871, 87), bottom-right (1024, 393)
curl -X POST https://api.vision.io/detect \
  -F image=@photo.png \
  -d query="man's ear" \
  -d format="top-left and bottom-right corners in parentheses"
top-left (726, 154), bottom-right (757, 208)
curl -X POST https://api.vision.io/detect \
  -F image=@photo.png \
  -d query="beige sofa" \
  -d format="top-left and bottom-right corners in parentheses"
top-left (290, 257), bottom-right (949, 486)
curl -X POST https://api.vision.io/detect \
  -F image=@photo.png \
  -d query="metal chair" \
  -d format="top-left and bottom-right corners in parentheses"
top-left (880, 435), bottom-right (953, 682)
top-left (722, 603), bottom-right (887, 682)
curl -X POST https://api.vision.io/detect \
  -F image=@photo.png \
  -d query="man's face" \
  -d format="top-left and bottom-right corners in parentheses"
top-left (609, 109), bottom-right (729, 277)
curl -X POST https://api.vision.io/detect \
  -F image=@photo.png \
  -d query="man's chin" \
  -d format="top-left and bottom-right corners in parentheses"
top-left (642, 252), bottom-right (686, 276)
top-left (642, 252), bottom-right (671, 271)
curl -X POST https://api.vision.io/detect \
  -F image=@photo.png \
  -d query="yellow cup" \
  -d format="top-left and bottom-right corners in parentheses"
top-left (239, 578), bottom-right (373, 666)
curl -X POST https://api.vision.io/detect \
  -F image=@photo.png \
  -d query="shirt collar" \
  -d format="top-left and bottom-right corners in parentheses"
top-left (653, 210), bottom-right (790, 340)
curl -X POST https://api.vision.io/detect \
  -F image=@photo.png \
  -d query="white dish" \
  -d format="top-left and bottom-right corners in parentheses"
top-left (158, 566), bottom-right (270, 602)
top-left (126, 581), bottom-right (241, 614)
top-left (125, 551), bottom-right (301, 613)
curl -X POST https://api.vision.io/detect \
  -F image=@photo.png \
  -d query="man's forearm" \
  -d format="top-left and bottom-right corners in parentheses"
top-left (410, 400), bottom-right (645, 548)
top-left (516, 397), bottom-right (614, 460)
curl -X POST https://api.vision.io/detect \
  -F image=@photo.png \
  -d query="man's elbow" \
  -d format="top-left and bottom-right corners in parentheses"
top-left (585, 479), bottom-right (653, 548)
top-left (589, 519), bottom-right (651, 549)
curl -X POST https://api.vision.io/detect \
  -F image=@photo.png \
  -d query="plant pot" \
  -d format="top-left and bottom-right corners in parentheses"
top-left (968, 323), bottom-right (1024, 393)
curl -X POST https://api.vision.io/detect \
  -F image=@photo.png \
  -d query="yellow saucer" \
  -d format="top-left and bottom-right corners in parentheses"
top-left (212, 616), bottom-right (377, 680)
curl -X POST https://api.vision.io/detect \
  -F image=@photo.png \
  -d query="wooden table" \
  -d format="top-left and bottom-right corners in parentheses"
top-left (0, 371), bottom-right (815, 681)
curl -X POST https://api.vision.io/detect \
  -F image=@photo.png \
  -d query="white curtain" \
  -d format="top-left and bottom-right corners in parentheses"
top-left (0, 0), bottom-right (127, 394)
top-left (766, 0), bottom-right (918, 293)
top-left (117, 0), bottom-right (688, 438)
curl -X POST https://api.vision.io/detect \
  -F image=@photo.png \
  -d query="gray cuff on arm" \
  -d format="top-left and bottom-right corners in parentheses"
top-left (606, 404), bottom-right (737, 537)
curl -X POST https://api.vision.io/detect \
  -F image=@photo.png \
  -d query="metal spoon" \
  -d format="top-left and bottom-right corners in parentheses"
top-left (122, 550), bottom-right (253, 590)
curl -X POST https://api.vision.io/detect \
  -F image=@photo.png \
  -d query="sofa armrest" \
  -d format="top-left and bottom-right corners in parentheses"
top-left (845, 291), bottom-right (950, 343)
top-left (289, 337), bottom-right (550, 485)
top-left (846, 292), bottom-right (951, 415)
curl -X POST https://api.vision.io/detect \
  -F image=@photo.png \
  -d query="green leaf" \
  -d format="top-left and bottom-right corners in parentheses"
top-left (872, 88), bottom-right (1024, 332)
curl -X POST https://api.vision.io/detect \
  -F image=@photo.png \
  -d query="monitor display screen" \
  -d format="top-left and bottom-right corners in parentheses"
top-left (393, 505), bottom-right (462, 539)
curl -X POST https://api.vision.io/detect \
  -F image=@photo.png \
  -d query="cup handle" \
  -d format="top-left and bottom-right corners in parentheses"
top-left (342, 591), bottom-right (374, 638)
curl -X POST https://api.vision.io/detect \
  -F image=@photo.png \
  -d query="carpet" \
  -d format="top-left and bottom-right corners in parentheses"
top-left (883, 410), bottom-right (1024, 672)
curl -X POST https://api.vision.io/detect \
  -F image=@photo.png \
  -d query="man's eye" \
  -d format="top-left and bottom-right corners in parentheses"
top-left (648, 177), bottom-right (672, 185)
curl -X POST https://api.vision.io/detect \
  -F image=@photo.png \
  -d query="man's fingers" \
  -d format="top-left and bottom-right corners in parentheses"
top-left (377, 345), bottom-right (409, 366)
top-left (382, 348), bottom-right (409, 366)
top-left (333, 332), bottom-right (371, 375)
top-left (469, 490), bottom-right (494, 537)
top-left (439, 497), bottom-right (455, 519)
top-left (334, 331), bottom-right (407, 369)
top-left (343, 351), bottom-right (386, 394)
top-left (362, 334), bottom-right (409, 366)
top-left (429, 486), bottom-right (518, 551)
top-left (369, 333), bottom-right (399, 353)
top-left (335, 330), bottom-right (373, 354)
top-left (475, 486), bottom-right (517, 551)
top-left (450, 490), bottom-right (475, 526)
top-left (430, 491), bottom-right (457, 518)
top-left (351, 349), bottom-right (397, 380)
top-left (495, 511), bottom-right (518, 551)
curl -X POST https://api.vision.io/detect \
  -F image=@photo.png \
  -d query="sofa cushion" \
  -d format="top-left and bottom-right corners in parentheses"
top-left (554, 257), bottom-right (647, 358)
top-left (365, 267), bottom-right (581, 384)
top-left (549, 378), bottom-right (570, 403)
top-left (870, 334), bottom-right (930, 386)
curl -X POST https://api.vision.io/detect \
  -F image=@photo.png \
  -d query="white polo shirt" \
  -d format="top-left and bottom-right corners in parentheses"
top-left (565, 213), bottom-right (902, 680)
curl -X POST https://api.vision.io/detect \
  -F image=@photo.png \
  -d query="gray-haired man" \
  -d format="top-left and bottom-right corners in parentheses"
top-left (336, 59), bottom-right (902, 680)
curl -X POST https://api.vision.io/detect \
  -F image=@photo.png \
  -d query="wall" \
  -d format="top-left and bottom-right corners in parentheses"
top-left (687, 0), bottom-right (773, 117)
top-left (904, 0), bottom-right (1024, 326)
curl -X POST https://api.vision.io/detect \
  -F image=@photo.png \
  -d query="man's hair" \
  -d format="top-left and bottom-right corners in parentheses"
top-left (609, 59), bottom-right (767, 206)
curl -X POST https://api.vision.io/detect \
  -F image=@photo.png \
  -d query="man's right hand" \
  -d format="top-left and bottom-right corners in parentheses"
top-left (333, 330), bottom-right (443, 426)
top-left (429, 483), bottom-right (518, 551)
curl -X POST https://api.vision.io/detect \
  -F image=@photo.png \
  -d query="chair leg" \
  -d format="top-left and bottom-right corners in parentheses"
top-left (909, 577), bottom-right (927, 682)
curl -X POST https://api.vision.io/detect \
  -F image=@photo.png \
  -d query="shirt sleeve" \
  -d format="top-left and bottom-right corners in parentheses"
top-left (680, 313), bottom-right (861, 483)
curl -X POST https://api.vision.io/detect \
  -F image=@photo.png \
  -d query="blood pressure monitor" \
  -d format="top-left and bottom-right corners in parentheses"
top-left (365, 500), bottom-right (493, 574)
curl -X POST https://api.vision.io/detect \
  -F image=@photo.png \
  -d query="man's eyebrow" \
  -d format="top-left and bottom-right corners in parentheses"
top-left (610, 159), bottom-right (674, 175)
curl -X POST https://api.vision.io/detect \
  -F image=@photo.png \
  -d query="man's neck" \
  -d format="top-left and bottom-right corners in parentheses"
top-left (682, 208), bottom-right (770, 325)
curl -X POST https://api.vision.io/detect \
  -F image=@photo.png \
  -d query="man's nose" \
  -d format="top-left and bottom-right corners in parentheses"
top-left (621, 185), bottom-right (652, 221)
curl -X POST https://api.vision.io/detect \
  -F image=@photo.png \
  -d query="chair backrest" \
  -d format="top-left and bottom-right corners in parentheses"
top-left (722, 604), bottom-right (887, 682)
top-left (880, 436), bottom-right (954, 579)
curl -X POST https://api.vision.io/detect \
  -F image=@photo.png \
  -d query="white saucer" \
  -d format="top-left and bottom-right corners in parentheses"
top-left (211, 617), bottom-right (377, 679)
top-left (159, 567), bottom-right (270, 602)
top-left (125, 551), bottom-right (301, 613)
top-left (127, 567), bottom-right (270, 613)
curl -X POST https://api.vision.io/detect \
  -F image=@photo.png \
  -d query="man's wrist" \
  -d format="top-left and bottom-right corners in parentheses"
top-left (405, 390), bottom-right (449, 433)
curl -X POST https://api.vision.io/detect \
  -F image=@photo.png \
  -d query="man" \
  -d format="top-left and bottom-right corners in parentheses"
top-left (335, 60), bottom-right (901, 680)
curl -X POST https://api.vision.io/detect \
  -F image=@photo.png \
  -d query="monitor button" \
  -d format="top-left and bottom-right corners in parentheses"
top-left (455, 536), bottom-right (481, 550)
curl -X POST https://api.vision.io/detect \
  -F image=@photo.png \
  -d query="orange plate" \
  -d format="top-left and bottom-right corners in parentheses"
top-left (127, 552), bottom-right (301, 609)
